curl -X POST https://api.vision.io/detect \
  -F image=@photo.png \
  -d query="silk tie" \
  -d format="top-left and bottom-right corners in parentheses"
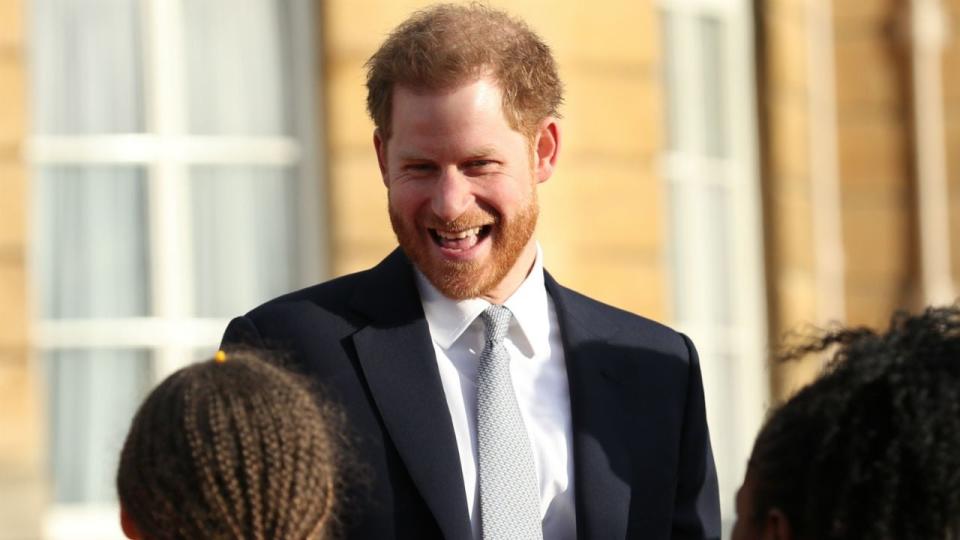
top-left (476, 305), bottom-right (543, 540)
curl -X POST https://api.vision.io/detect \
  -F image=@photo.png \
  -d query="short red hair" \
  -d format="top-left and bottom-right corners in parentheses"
top-left (365, 3), bottom-right (563, 139)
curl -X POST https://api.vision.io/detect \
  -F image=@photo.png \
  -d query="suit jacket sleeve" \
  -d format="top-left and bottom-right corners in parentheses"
top-left (672, 333), bottom-right (721, 539)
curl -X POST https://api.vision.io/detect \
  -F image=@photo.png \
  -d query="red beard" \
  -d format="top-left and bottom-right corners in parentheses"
top-left (389, 193), bottom-right (538, 300)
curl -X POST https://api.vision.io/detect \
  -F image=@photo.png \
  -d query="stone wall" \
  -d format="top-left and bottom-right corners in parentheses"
top-left (0, 0), bottom-right (45, 537)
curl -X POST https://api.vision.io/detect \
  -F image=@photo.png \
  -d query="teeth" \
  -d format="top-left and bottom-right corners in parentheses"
top-left (436, 227), bottom-right (481, 240)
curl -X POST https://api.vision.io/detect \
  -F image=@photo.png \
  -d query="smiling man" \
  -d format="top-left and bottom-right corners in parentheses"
top-left (379, 78), bottom-right (550, 304)
top-left (222, 4), bottom-right (719, 539)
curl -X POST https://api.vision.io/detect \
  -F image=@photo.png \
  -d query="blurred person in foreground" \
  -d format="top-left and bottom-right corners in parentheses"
top-left (117, 350), bottom-right (344, 540)
top-left (221, 3), bottom-right (719, 539)
top-left (732, 305), bottom-right (960, 540)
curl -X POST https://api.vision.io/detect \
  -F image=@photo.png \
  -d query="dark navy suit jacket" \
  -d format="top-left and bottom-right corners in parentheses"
top-left (221, 248), bottom-right (720, 539)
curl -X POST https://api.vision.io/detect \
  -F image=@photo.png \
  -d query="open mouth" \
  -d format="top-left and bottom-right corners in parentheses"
top-left (429, 225), bottom-right (493, 252)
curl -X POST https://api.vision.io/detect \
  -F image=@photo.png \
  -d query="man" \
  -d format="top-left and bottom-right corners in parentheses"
top-left (222, 4), bottom-right (719, 539)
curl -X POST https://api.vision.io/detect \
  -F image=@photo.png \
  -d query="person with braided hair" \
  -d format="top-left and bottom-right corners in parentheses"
top-left (116, 350), bottom-right (344, 540)
top-left (731, 304), bottom-right (960, 540)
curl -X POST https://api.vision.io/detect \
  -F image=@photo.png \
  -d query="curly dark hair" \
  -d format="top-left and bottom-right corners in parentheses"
top-left (747, 304), bottom-right (960, 539)
top-left (117, 351), bottom-right (344, 540)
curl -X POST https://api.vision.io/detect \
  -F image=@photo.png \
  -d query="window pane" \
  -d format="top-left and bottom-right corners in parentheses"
top-left (35, 167), bottom-right (151, 318)
top-left (661, 12), bottom-right (682, 152)
top-left (705, 184), bottom-right (732, 325)
top-left (667, 180), bottom-right (692, 321)
top-left (44, 349), bottom-right (153, 503)
top-left (182, 0), bottom-right (294, 135)
top-left (699, 16), bottom-right (728, 158)
top-left (30, 0), bottom-right (144, 134)
top-left (190, 166), bottom-right (300, 317)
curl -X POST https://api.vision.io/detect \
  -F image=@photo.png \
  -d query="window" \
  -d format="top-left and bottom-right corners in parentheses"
top-left (27, 1), bottom-right (323, 537)
top-left (659, 0), bottom-right (767, 532)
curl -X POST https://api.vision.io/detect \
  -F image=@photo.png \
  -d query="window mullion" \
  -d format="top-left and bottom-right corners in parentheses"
top-left (675, 13), bottom-right (716, 335)
top-left (144, 0), bottom-right (195, 380)
top-left (28, 134), bottom-right (301, 165)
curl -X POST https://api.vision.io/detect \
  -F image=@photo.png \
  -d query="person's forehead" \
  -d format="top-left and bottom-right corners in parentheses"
top-left (391, 76), bottom-right (502, 105)
top-left (393, 69), bottom-right (499, 95)
top-left (387, 82), bottom-right (519, 142)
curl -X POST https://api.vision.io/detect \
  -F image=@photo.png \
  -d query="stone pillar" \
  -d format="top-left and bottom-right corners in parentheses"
top-left (0, 0), bottom-right (46, 537)
top-left (759, 0), bottom-right (927, 399)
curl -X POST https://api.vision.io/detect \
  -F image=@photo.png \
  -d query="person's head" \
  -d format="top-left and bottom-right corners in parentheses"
top-left (366, 3), bottom-right (563, 303)
top-left (732, 305), bottom-right (960, 540)
top-left (117, 351), bottom-right (342, 540)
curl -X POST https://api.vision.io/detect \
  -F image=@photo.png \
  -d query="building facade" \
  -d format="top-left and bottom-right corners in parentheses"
top-left (0, 0), bottom-right (957, 537)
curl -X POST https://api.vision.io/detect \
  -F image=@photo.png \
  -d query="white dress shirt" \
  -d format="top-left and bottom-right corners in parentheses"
top-left (415, 245), bottom-right (576, 540)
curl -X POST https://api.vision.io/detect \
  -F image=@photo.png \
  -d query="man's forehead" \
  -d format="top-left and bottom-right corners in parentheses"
top-left (392, 76), bottom-right (502, 101)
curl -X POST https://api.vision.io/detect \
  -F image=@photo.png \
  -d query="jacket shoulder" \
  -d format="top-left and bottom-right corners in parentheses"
top-left (239, 248), bottom-right (418, 335)
top-left (548, 278), bottom-right (693, 358)
top-left (236, 270), bottom-right (385, 345)
top-left (247, 269), bottom-right (368, 316)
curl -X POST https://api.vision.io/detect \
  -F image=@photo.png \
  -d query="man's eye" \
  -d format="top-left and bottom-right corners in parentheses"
top-left (465, 160), bottom-right (494, 169)
top-left (405, 163), bottom-right (435, 172)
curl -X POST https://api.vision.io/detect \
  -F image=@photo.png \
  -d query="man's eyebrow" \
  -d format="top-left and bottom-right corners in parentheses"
top-left (396, 147), bottom-right (501, 162)
top-left (465, 146), bottom-right (499, 159)
top-left (396, 152), bottom-right (432, 162)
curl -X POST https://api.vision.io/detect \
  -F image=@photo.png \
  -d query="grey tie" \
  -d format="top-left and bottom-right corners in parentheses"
top-left (476, 305), bottom-right (543, 540)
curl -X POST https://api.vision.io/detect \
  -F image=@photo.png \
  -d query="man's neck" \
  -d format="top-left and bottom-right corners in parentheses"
top-left (478, 241), bottom-right (539, 305)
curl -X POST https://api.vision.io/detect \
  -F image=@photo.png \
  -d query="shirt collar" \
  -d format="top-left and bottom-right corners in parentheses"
top-left (415, 244), bottom-right (550, 352)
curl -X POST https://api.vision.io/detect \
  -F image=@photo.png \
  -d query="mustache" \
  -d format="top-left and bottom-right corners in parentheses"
top-left (419, 208), bottom-right (499, 230)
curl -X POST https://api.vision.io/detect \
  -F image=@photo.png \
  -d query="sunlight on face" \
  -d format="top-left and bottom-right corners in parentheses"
top-left (379, 77), bottom-right (543, 301)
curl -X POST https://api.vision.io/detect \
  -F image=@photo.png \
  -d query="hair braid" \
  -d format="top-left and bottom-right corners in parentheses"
top-left (207, 387), bottom-right (250, 534)
top-left (118, 351), bottom-right (344, 539)
top-left (288, 385), bottom-right (342, 539)
top-left (261, 389), bottom-right (295, 538)
top-left (119, 378), bottom-right (188, 539)
top-left (182, 382), bottom-right (245, 539)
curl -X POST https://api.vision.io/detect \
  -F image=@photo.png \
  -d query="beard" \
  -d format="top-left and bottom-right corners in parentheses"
top-left (389, 192), bottom-right (539, 300)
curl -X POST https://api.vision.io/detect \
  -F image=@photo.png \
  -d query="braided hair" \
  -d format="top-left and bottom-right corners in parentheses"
top-left (747, 304), bottom-right (960, 539)
top-left (117, 351), bottom-right (342, 540)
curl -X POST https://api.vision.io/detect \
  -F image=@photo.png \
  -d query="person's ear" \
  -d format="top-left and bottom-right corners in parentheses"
top-left (761, 508), bottom-right (794, 540)
top-left (532, 117), bottom-right (560, 184)
top-left (373, 129), bottom-right (389, 187)
top-left (120, 503), bottom-right (141, 539)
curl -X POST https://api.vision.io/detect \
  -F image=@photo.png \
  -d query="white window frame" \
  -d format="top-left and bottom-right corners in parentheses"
top-left (658, 0), bottom-right (768, 532)
top-left (27, 1), bottom-right (324, 537)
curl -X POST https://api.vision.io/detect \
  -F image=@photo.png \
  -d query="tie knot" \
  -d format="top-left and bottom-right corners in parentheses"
top-left (480, 305), bottom-right (512, 345)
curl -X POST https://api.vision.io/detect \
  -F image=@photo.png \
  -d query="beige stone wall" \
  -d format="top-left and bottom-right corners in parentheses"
top-left (833, 0), bottom-right (917, 328)
top-left (945, 0), bottom-right (960, 289)
top-left (758, 0), bottom-right (824, 397)
top-left (759, 0), bottom-right (960, 399)
top-left (320, 0), bottom-right (667, 320)
top-left (0, 0), bottom-right (45, 537)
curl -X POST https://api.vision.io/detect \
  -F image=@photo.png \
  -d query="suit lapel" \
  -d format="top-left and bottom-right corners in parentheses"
top-left (350, 250), bottom-right (472, 540)
top-left (346, 254), bottom-right (638, 539)
top-left (546, 273), bottom-right (633, 539)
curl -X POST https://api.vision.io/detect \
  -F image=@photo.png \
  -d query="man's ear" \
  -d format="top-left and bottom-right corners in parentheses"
top-left (533, 117), bottom-right (560, 184)
top-left (373, 129), bottom-right (389, 187)
top-left (120, 503), bottom-right (141, 539)
top-left (761, 508), bottom-right (794, 540)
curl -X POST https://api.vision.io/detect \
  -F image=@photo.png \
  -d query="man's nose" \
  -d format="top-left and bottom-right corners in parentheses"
top-left (431, 168), bottom-right (473, 222)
